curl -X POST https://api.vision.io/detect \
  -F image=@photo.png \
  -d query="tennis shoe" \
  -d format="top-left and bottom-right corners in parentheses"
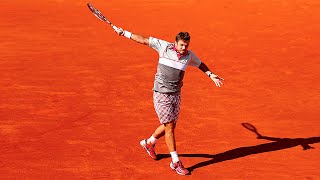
top-left (170, 161), bottom-right (189, 175)
top-left (140, 139), bottom-right (157, 160)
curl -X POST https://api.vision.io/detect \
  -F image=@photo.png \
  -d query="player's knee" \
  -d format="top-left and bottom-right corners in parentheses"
top-left (164, 121), bottom-right (175, 133)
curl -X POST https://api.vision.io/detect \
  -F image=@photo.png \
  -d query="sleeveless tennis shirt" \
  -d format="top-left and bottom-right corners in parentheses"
top-left (149, 37), bottom-right (202, 94)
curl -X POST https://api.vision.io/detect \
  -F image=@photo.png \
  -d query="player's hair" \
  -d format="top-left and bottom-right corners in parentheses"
top-left (175, 32), bottom-right (190, 42)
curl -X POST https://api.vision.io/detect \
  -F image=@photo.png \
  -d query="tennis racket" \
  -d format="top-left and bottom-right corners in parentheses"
top-left (87, 3), bottom-right (117, 30)
top-left (241, 123), bottom-right (263, 138)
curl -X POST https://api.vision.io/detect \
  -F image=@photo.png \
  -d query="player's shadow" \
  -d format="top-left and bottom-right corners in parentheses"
top-left (156, 124), bottom-right (320, 173)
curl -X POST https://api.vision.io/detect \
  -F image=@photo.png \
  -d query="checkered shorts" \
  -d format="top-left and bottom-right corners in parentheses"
top-left (153, 91), bottom-right (181, 124)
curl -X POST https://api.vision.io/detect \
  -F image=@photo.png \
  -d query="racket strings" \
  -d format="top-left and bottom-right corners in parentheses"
top-left (87, 3), bottom-right (111, 24)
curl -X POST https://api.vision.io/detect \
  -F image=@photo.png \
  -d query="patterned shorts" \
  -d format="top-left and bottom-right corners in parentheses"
top-left (153, 91), bottom-right (181, 124)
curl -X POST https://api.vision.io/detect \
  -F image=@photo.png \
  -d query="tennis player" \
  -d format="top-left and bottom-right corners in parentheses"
top-left (113, 27), bottom-right (224, 175)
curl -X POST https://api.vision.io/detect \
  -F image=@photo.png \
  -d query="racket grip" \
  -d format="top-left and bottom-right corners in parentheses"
top-left (112, 25), bottom-right (124, 35)
top-left (112, 25), bottom-right (118, 30)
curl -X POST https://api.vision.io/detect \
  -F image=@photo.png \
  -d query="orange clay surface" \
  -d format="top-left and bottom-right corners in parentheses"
top-left (1, 0), bottom-right (319, 179)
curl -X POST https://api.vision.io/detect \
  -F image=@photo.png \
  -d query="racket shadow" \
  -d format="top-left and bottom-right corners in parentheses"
top-left (156, 124), bottom-right (320, 173)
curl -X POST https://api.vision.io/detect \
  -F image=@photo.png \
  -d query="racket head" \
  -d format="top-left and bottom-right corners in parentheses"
top-left (241, 123), bottom-right (258, 133)
top-left (87, 3), bottom-right (110, 24)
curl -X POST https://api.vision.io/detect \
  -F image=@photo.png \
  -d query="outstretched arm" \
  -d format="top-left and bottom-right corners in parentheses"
top-left (113, 26), bottom-right (149, 45)
top-left (198, 62), bottom-right (224, 87)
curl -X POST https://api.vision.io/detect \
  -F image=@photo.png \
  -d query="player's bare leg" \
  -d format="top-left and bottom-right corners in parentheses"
top-left (164, 121), bottom-right (176, 152)
top-left (152, 124), bottom-right (165, 139)
top-left (140, 124), bottom-right (167, 160)
top-left (165, 121), bottom-right (189, 175)
top-left (152, 120), bottom-right (178, 139)
top-left (146, 123), bottom-right (171, 145)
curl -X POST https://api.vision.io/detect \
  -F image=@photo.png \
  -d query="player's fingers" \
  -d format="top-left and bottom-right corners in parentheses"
top-left (219, 80), bottom-right (223, 86)
top-left (217, 76), bottom-right (224, 81)
top-left (215, 80), bottom-right (221, 87)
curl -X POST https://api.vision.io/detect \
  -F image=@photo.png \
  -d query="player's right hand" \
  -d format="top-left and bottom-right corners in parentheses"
top-left (210, 74), bottom-right (224, 87)
top-left (113, 26), bottom-right (124, 36)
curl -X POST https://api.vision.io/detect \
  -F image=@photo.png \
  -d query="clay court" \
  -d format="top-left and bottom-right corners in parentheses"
top-left (1, 0), bottom-right (319, 179)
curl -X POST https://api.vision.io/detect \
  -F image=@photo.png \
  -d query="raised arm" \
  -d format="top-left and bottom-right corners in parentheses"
top-left (198, 62), bottom-right (224, 87)
top-left (113, 26), bottom-right (149, 45)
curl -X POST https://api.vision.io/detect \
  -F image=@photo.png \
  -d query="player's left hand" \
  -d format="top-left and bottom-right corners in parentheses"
top-left (210, 74), bottom-right (224, 87)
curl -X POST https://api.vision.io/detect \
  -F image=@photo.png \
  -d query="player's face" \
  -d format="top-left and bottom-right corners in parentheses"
top-left (175, 40), bottom-right (190, 54)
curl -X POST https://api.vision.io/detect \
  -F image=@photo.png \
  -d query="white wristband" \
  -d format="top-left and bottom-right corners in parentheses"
top-left (123, 30), bottom-right (132, 39)
top-left (208, 72), bottom-right (213, 77)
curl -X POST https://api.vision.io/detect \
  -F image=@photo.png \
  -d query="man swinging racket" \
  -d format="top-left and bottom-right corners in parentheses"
top-left (113, 27), bottom-right (224, 175)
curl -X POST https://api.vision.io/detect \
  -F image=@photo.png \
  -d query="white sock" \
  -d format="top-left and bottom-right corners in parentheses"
top-left (147, 135), bottom-right (157, 145)
top-left (170, 151), bottom-right (179, 163)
